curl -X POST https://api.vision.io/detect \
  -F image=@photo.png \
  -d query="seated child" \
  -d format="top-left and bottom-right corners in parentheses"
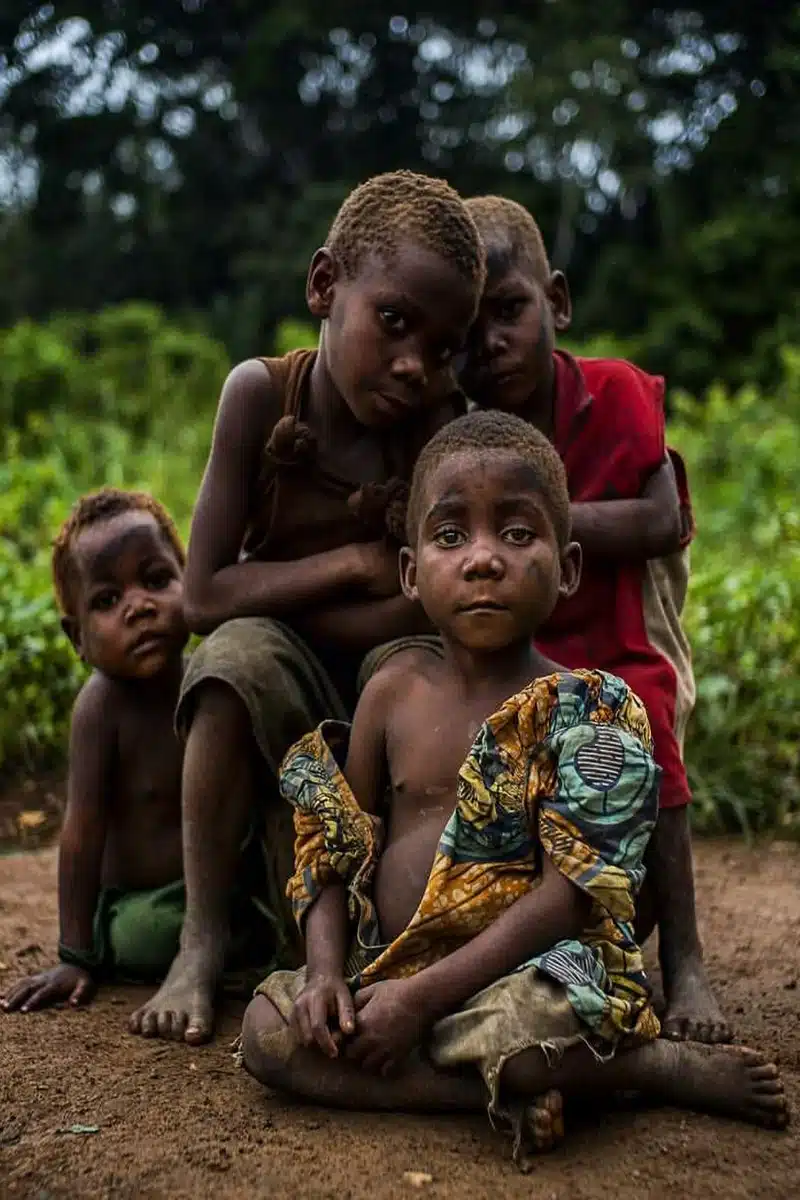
top-left (239, 412), bottom-right (787, 1166)
top-left (129, 171), bottom-right (486, 1044)
top-left (461, 194), bottom-right (727, 1044)
top-left (2, 489), bottom-right (190, 1012)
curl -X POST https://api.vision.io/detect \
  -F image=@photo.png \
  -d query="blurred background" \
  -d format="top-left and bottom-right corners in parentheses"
top-left (0, 4), bottom-right (797, 836)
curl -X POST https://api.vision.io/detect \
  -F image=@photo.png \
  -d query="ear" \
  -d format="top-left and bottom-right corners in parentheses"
top-left (558, 540), bottom-right (582, 599)
top-left (306, 248), bottom-right (338, 319)
top-left (399, 546), bottom-right (419, 601)
top-left (61, 615), bottom-right (84, 658)
top-left (546, 270), bottom-right (572, 333)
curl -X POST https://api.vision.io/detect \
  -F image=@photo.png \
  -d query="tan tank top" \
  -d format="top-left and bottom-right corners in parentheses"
top-left (241, 347), bottom-right (452, 562)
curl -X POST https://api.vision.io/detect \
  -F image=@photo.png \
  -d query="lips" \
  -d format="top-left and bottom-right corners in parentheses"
top-left (130, 630), bottom-right (170, 656)
top-left (375, 391), bottom-right (416, 417)
top-left (457, 600), bottom-right (509, 614)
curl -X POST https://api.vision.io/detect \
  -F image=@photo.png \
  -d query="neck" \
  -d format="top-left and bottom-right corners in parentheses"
top-left (108, 654), bottom-right (185, 704)
top-left (438, 635), bottom-right (557, 702)
top-left (308, 324), bottom-right (366, 444)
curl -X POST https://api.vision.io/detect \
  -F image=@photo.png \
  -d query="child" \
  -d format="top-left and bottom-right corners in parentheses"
top-left (239, 412), bottom-right (786, 1166)
top-left (459, 194), bottom-right (728, 1045)
top-left (2, 489), bottom-right (190, 1012)
top-left (128, 171), bottom-right (486, 1045)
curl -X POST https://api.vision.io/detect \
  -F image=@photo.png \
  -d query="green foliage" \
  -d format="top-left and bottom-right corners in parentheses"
top-left (670, 348), bottom-right (800, 834)
top-left (0, 306), bottom-right (219, 776)
top-left (0, 308), bottom-right (797, 838)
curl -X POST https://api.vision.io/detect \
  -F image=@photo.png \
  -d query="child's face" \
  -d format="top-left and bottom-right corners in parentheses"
top-left (308, 240), bottom-right (478, 428)
top-left (401, 451), bottom-right (580, 654)
top-left (461, 253), bottom-right (571, 413)
top-left (67, 512), bottom-right (187, 681)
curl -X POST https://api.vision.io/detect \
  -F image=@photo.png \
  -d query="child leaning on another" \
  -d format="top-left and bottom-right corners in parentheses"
top-left (461, 194), bottom-right (728, 1044)
top-left (240, 412), bottom-right (787, 1167)
top-left (129, 171), bottom-right (486, 1045)
top-left (2, 489), bottom-right (189, 1013)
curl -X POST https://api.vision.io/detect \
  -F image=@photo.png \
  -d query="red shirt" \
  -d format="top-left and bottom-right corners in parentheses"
top-left (535, 352), bottom-right (693, 807)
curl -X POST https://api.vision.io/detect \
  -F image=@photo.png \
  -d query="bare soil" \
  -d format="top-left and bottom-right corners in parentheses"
top-left (1, 797), bottom-right (798, 1199)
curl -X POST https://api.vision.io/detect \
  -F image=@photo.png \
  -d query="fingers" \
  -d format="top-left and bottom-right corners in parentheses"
top-left (310, 993), bottom-right (338, 1058)
top-left (2, 978), bottom-right (41, 1012)
top-left (69, 976), bottom-right (95, 1007)
top-left (335, 984), bottom-right (356, 1037)
top-left (17, 981), bottom-right (61, 1012)
top-left (353, 985), bottom-right (375, 1011)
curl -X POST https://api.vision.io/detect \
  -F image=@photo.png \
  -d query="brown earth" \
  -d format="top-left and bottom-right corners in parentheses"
top-left (1, 807), bottom-right (798, 1199)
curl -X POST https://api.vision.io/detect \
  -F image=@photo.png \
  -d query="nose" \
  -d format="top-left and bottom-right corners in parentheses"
top-left (484, 321), bottom-right (507, 359)
top-left (389, 345), bottom-right (427, 390)
top-left (462, 536), bottom-right (505, 580)
top-left (124, 589), bottom-right (157, 623)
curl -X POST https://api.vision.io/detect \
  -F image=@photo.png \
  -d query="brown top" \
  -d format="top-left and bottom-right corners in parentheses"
top-left (241, 348), bottom-right (457, 563)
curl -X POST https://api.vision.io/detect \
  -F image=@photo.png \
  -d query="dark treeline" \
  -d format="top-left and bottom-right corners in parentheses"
top-left (1, 2), bottom-right (797, 391)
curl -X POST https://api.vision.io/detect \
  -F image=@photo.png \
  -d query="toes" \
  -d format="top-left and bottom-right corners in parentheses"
top-left (171, 1012), bottom-right (189, 1041)
top-left (185, 1013), bottom-right (212, 1045)
top-left (157, 1009), bottom-right (176, 1039)
top-left (140, 1009), bottom-right (160, 1038)
top-left (661, 1019), bottom-right (689, 1042)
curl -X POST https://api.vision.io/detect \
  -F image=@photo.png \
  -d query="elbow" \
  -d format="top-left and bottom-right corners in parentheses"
top-left (647, 506), bottom-right (683, 558)
top-left (183, 581), bottom-right (220, 636)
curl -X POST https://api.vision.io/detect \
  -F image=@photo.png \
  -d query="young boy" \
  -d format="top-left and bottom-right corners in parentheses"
top-left (129, 171), bottom-right (486, 1045)
top-left (239, 412), bottom-right (786, 1165)
top-left (459, 195), bottom-right (728, 1045)
top-left (2, 489), bottom-right (190, 1012)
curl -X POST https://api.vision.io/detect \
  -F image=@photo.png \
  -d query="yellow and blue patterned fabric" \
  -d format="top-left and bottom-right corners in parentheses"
top-left (280, 669), bottom-right (661, 1045)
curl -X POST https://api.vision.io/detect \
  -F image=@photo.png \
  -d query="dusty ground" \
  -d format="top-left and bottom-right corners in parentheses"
top-left (1, 817), bottom-right (798, 1199)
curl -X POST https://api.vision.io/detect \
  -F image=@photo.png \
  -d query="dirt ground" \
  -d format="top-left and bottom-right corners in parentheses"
top-left (1, 821), bottom-right (798, 1199)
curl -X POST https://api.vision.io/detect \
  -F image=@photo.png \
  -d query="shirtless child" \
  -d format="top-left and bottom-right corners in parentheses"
top-left (130, 171), bottom-right (486, 1043)
top-left (2, 489), bottom-right (189, 1012)
top-left (240, 412), bottom-right (787, 1164)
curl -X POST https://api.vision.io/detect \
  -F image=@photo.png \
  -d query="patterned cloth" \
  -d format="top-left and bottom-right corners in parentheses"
top-left (280, 668), bottom-right (661, 1047)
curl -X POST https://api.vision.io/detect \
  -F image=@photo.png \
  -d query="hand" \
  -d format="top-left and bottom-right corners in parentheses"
top-left (1, 964), bottom-right (95, 1013)
top-left (346, 978), bottom-right (430, 1075)
top-left (290, 972), bottom-right (355, 1058)
top-left (356, 541), bottom-right (402, 599)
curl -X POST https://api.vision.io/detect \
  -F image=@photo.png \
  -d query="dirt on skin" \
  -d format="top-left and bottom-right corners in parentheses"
top-left (1, 821), bottom-right (798, 1199)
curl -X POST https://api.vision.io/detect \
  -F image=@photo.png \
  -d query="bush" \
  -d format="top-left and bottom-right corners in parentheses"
top-left (0, 308), bottom-right (797, 837)
top-left (671, 348), bottom-right (800, 834)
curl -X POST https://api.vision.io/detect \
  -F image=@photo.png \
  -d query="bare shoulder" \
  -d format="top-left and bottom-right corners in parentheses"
top-left (362, 647), bottom-right (443, 720)
top-left (69, 673), bottom-right (119, 766)
top-left (71, 672), bottom-right (116, 732)
top-left (214, 357), bottom-right (282, 452)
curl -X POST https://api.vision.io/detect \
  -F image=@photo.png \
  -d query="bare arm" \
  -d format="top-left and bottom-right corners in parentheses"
top-left (58, 677), bottom-right (114, 957)
top-left (402, 856), bottom-right (590, 1021)
top-left (2, 677), bottom-right (114, 1012)
top-left (294, 594), bottom-right (432, 654)
top-left (288, 677), bottom-right (393, 1054)
top-left (570, 456), bottom-right (682, 561)
top-left (183, 359), bottom-right (369, 634)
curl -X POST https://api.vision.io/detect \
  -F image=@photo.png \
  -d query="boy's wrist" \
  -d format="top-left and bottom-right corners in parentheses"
top-left (58, 941), bottom-right (105, 978)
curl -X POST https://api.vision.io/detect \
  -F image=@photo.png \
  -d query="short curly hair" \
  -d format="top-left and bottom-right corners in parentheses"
top-left (327, 171), bottom-right (486, 295)
top-left (407, 410), bottom-right (570, 547)
top-left (53, 487), bottom-right (185, 619)
top-left (465, 195), bottom-right (550, 283)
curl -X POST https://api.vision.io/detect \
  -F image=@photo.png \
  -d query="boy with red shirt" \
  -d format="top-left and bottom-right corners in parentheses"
top-left (461, 194), bottom-right (728, 1043)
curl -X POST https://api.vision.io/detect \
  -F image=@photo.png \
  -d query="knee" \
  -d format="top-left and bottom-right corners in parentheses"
top-left (240, 995), bottom-right (295, 1088)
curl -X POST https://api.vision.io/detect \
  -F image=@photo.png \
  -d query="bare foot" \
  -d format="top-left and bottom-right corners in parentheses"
top-left (662, 959), bottom-right (732, 1044)
top-left (129, 950), bottom-right (217, 1044)
top-left (642, 1041), bottom-right (789, 1130)
top-left (514, 1089), bottom-right (565, 1170)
